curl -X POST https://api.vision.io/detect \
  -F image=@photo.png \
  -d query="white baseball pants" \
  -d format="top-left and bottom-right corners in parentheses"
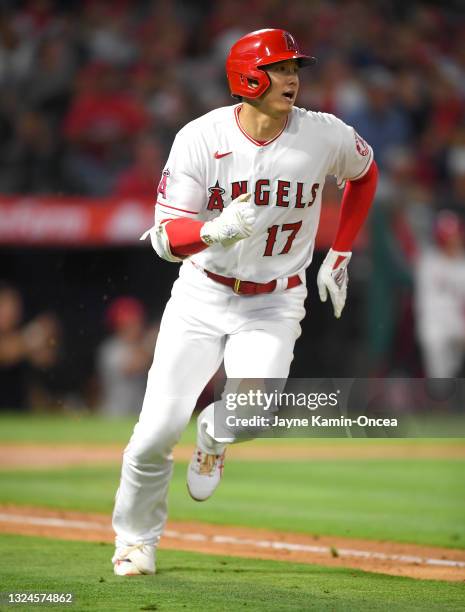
top-left (112, 262), bottom-right (307, 547)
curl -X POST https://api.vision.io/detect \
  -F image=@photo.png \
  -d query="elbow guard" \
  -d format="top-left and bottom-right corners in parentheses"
top-left (140, 224), bottom-right (183, 263)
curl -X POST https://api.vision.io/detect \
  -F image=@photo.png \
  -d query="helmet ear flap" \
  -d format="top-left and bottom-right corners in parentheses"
top-left (236, 67), bottom-right (270, 98)
top-left (226, 60), bottom-right (271, 98)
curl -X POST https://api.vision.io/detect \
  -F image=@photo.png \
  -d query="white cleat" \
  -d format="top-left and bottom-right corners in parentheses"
top-left (112, 544), bottom-right (156, 576)
top-left (187, 448), bottom-right (226, 501)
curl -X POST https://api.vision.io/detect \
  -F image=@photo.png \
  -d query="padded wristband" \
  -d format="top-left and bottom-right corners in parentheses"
top-left (164, 218), bottom-right (208, 257)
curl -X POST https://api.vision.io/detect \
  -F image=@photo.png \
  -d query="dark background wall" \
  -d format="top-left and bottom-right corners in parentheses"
top-left (0, 245), bottom-right (368, 395)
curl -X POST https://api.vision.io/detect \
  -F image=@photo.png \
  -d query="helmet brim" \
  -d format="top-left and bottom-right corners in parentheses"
top-left (257, 53), bottom-right (317, 69)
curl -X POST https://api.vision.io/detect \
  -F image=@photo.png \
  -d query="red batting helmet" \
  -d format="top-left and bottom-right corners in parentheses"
top-left (226, 29), bottom-right (316, 99)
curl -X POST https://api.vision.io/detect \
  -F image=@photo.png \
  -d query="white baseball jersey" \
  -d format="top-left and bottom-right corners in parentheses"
top-left (415, 248), bottom-right (465, 341)
top-left (155, 103), bottom-right (373, 283)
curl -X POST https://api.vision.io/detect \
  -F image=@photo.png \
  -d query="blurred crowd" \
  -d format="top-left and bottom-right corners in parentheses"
top-left (0, 0), bottom-right (464, 198)
top-left (0, 285), bottom-right (159, 414)
top-left (1, 0), bottom-right (465, 410)
top-left (0, 283), bottom-right (62, 410)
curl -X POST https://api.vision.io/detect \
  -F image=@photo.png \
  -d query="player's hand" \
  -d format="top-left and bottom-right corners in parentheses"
top-left (317, 248), bottom-right (352, 318)
top-left (200, 193), bottom-right (256, 247)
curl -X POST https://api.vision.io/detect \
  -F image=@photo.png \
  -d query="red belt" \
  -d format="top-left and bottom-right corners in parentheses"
top-left (203, 269), bottom-right (302, 295)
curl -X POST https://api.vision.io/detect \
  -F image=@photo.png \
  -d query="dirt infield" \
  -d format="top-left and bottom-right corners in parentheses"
top-left (0, 504), bottom-right (464, 582)
top-left (1, 440), bottom-right (465, 469)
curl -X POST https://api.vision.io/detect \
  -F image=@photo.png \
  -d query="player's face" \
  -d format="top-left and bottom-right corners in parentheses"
top-left (260, 59), bottom-right (300, 116)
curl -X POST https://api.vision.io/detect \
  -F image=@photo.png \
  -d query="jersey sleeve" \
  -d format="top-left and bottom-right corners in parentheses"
top-left (155, 129), bottom-right (206, 225)
top-left (327, 117), bottom-right (374, 188)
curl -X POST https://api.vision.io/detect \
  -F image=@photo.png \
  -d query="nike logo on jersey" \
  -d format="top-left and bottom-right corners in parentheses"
top-left (214, 151), bottom-right (232, 159)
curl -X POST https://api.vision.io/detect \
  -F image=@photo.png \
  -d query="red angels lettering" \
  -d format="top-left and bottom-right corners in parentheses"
top-left (308, 182), bottom-right (319, 206)
top-left (231, 180), bottom-right (249, 199)
top-left (295, 182), bottom-right (306, 208)
top-left (157, 169), bottom-right (170, 198)
top-left (276, 180), bottom-right (291, 207)
top-left (255, 179), bottom-right (270, 206)
top-left (207, 180), bottom-right (226, 211)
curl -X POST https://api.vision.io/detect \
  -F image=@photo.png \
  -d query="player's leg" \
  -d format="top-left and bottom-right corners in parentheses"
top-left (112, 294), bottom-right (225, 571)
top-left (188, 284), bottom-right (306, 501)
top-left (199, 281), bottom-right (306, 450)
top-left (187, 320), bottom-right (302, 501)
top-left (199, 319), bottom-right (301, 452)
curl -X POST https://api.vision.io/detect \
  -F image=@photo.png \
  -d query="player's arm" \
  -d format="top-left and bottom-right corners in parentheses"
top-left (144, 130), bottom-right (256, 262)
top-left (164, 193), bottom-right (256, 258)
top-left (317, 121), bottom-right (378, 318)
top-left (331, 159), bottom-right (378, 252)
top-left (142, 131), bottom-right (204, 262)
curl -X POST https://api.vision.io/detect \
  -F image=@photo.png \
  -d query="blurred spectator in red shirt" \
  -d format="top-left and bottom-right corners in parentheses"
top-left (63, 61), bottom-right (151, 194)
top-left (64, 62), bottom-right (149, 151)
top-left (113, 136), bottom-right (163, 199)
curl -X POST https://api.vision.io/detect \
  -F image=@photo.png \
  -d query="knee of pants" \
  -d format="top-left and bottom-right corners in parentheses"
top-left (125, 397), bottom-right (193, 464)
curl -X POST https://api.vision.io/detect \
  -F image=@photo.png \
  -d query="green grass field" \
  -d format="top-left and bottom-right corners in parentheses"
top-left (1, 414), bottom-right (464, 611)
top-left (0, 413), bottom-right (139, 444)
top-left (0, 459), bottom-right (464, 548)
top-left (1, 535), bottom-right (465, 612)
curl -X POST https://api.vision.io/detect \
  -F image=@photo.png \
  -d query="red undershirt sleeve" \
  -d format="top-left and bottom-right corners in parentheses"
top-left (332, 160), bottom-right (378, 252)
top-left (164, 218), bottom-right (207, 257)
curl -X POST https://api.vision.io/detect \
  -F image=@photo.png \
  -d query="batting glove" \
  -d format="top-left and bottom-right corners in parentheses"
top-left (317, 248), bottom-right (352, 319)
top-left (200, 193), bottom-right (256, 247)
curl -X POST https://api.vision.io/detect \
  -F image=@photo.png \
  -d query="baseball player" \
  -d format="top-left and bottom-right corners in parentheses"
top-left (112, 28), bottom-right (378, 576)
top-left (415, 210), bottom-right (465, 377)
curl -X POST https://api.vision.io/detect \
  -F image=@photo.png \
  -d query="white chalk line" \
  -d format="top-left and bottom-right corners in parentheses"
top-left (0, 512), bottom-right (464, 569)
